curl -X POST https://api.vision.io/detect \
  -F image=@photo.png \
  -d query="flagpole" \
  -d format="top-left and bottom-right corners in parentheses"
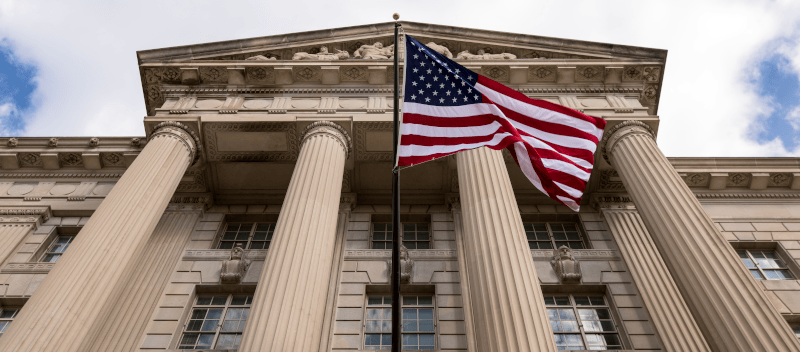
top-left (391, 13), bottom-right (402, 352)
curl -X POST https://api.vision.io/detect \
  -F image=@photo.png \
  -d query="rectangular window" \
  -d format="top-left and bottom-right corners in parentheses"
top-left (524, 223), bottom-right (585, 250)
top-left (179, 294), bottom-right (253, 350)
top-left (371, 223), bottom-right (430, 250)
top-left (738, 250), bottom-right (794, 280)
top-left (39, 235), bottom-right (75, 263)
top-left (544, 294), bottom-right (622, 350)
top-left (364, 295), bottom-right (435, 350)
top-left (218, 223), bottom-right (275, 250)
top-left (0, 307), bottom-right (20, 337)
top-left (792, 324), bottom-right (800, 339)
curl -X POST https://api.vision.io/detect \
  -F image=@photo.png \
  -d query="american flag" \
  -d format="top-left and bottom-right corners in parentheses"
top-left (397, 35), bottom-right (607, 211)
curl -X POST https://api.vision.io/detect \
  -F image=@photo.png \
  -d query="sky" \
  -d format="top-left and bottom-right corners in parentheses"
top-left (0, 0), bottom-right (799, 157)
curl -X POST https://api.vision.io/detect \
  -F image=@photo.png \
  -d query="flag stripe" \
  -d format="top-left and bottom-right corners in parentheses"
top-left (398, 35), bottom-right (607, 211)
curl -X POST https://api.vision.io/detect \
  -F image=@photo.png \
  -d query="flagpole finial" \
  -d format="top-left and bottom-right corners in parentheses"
top-left (393, 13), bottom-right (400, 20)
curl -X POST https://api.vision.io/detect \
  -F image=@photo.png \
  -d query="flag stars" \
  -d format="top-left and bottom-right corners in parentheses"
top-left (452, 98), bottom-right (458, 103)
top-left (451, 82), bottom-right (456, 88)
top-left (420, 62), bottom-right (425, 67)
top-left (468, 88), bottom-right (473, 93)
top-left (446, 90), bottom-right (451, 96)
top-left (411, 94), bottom-right (417, 100)
top-left (413, 54), bottom-right (418, 59)
top-left (474, 94), bottom-right (479, 100)
top-left (464, 96), bottom-right (469, 102)
top-left (426, 69), bottom-right (432, 74)
top-left (419, 75), bottom-right (425, 81)
top-left (439, 98), bottom-right (445, 103)
top-left (426, 83), bottom-right (432, 88)
top-left (412, 81), bottom-right (417, 86)
top-left (433, 76), bottom-right (438, 82)
top-left (457, 89), bottom-right (462, 95)
top-left (413, 68), bottom-right (418, 73)
top-left (425, 97), bottom-right (431, 102)
top-left (439, 83), bottom-right (445, 89)
top-left (432, 91), bottom-right (438, 96)
top-left (418, 89), bottom-right (424, 95)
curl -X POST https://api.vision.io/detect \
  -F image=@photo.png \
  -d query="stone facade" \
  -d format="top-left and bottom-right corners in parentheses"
top-left (0, 21), bottom-right (798, 352)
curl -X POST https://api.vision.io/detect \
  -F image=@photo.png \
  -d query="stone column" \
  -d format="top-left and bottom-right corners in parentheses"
top-left (80, 205), bottom-right (202, 352)
top-left (238, 121), bottom-right (351, 352)
top-left (0, 121), bottom-right (199, 352)
top-left (448, 197), bottom-right (479, 352)
top-left (456, 147), bottom-right (557, 352)
top-left (599, 201), bottom-right (711, 352)
top-left (601, 120), bottom-right (800, 352)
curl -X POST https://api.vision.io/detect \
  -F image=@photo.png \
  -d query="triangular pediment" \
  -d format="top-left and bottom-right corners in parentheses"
top-left (137, 21), bottom-right (666, 63)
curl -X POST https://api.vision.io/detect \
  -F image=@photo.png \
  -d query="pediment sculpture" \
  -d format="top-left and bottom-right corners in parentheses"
top-left (220, 245), bottom-right (251, 284)
top-left (246, 55), bottom-right (277, 61)
top-left (354, 42), bottom-right (394, 60)
top-left (425, 42), bottom-right (453, 58)
top-left (386, 245), bottom-right (414, 284)
top-left (456, 49), bottom-right (517, 60)
top-left (550, 246), bottom-right (581, 284)
top-left (292, 46), bottom-right (350, 60)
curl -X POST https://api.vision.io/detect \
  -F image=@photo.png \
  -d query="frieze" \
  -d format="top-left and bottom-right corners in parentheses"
top-left (0, 173), bottom-right (122, 178)
top-left (532, 249), bottom-right (620, 261)
top-left (177, 169), bottom-right (207, 192)
top-left (769, 173), bottom-right (792, 187)
top-left (101, 153), bottom-right (125, 167)
top-left (1, 262), bottom-right (55, 273)
top-left (344, 249), bottom-right (457, 260)
top-left (598, 169), bottom-right (625, 191)
top-left (0, 207), bottom-right (49, 221)
top-left (482, 66), bottom-right (509, 82)
top-left (528, 66), bottom-right (556, 82)
top-left (354, 122), bottom-right (393, 162)
top-left (246, 67), bottom-right (276, 84)
top-left (727, 173), bottom-right (751, 187)
top-left (204, 122), bottom-right (299, 162)
top-left (575, 66), bottom-right (605, 82)
top-left (183, 249), bottom-right (269, 261)
top-left (340, 66), bottom-right (368, 81)
top-left (59, 152), bottom-right (83, 167)
top-left (684, 173), bottom-right (710, 187)
top-left (694, 193), bottom-right (800, 199)
top-left (19, 153), bottom-right (42, 167)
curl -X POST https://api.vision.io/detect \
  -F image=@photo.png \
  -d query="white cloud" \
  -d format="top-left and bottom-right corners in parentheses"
top-left (0, 0), bottom-right (800, 156)
top-left (788, 105), bottom-right (800, 131)
top-left (0, 101), bottom-right (17, 135)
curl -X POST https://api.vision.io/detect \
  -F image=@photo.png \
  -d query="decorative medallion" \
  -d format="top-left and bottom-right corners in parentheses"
top-left (340, 66), bottom-right (367, 81)
top-left (19, 153), bottom-right (42, 167)
top-left (246, 67), bottom-right (275, 83)
top-left (641, 84), bottom-right (658, 102)
top-left (101, 153), bottom-right (124, 167)
top-left (199, 66), bottom-right (229, 83)
top-left (643, 66), bottom-right (661, 82)
top-left (684, 173), bottom-right (709, 187)
top-left (623, 66), bottom-right (642, 81)
top-left (295, 66), bottom-right (321, 81)
top-left (769, 173), bottom-right (792, 187)
top-left (59, 153), bottom-right (83, 167)
top-left (7, 184), bottom-right (35, 196)
top-left (529, 66), bottom-right (555, 81)
top-left (575, 66), bottom-right (604, 81)
top-left (482, 66), bottom-right (509, 82)
top-left (727, 173), bottom-right (751, 187)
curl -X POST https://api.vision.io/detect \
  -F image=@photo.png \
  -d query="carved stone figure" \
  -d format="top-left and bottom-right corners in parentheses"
top-left (425, 42), bottom-right (453, 58)
top-left (292, 46), bottom-right (350, 60)
top-left (387, 245), bottom-right (414, 284)
top-left (354, 42), bottom-right (394, 60)
top-left (456, 49), bottom-right (517, 60)
top-left (89, 137), bottom-right (100, 147)
top-left (48, 138), bottom-right (58, 147)
top-left (246, 55), bottom-right (277, 61)
top-left (131, 137), bottom-right (141, 147)
top-left (7, 138), bottom-right (18, 147)
top-left (550, 246), bottom-right (581, 283)
top-left (220, 245), bottom-right (251, 284)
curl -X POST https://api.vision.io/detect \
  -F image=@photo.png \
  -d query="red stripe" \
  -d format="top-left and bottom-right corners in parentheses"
top-left (401, 130), bottom-right (513, 147)
top-left (496, 104), bottom-right (600, 144)
top-left (478, 76), bottom-right (607, 130)
top-left (402, 114), bottom-right (498, 127)
top-left (516, 129), bottom-right (595, 165)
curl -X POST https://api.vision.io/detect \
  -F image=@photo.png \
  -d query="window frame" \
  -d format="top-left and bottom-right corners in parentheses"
top-left (177, 293), bottom-right (254, 350)
top-left (543, 293), bottom-right (623, 350)
top-left (216, 222), bottom-right (276, 250)
top-left (370, 222), bottom-right (432, 250)
top-left (523, 222), bottom-right (588, 250)
top-left (737, 249), bottom-right (795, 280)
top-left (0, 306), bottom-right (21, 338)
top-left (38, 235), bottom-right (76, 263)
top-left (362, 294), bottom-right (437, 350)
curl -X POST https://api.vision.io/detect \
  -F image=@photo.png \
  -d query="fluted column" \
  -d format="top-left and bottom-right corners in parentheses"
top-left (602, 121), bottom-right (800, 352)
top-left (457, 147), bottom-right (557, 352)
top-left (0, 121), bottom-right (199, 352)
top-left (449, 198), bottom-right (479, 352)
top-left (239, 121), bottom-right (352, 352)
top-left (599, 202), bottom-right (711, 352)
top-left (80, 206), bottom-right (202, 352)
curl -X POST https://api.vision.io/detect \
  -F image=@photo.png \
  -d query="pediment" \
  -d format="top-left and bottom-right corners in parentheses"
top-left (137, 21), bottom-right (666, 64)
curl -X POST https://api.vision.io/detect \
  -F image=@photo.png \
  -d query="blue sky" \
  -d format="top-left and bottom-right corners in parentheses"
top-left (0, 0), bottom-right (799, 156)
top-left (0, 41), bottom-right (36, 134)
top-left (754, 53), bottom-right (800, 150)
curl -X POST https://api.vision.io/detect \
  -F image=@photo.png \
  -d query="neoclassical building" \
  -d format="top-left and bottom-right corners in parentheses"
top-left (0, 21), bottom-right (798, 352)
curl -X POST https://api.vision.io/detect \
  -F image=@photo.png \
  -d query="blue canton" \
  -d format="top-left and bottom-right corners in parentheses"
top-left (404, 35), bottom-right (481, 106)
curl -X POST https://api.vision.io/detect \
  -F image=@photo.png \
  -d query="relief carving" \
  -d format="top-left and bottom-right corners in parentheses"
top-left (685, 173), bottom-right (709, 187)
top-left (246, 55), bottom-right (277, 61)
top-left (456, 49), bottom-right (516, 60)
top-left (7, 138), bottom-right (18, 147)
top-left (387, 245), bottom-right (414, 284)
top-left (89, 137), bottom-right (100, 147)
top-left (551, 246), bottom-right (581, 284)
top-left (292, 46), bottom-right (350, 60)
top-left (220, 245), bottom-right (251, 284)
top-left (48, 138), bottom-right (58, 147)
top-left (354, 42), bottom-right (394, 60)
top-left (424, 42), bottom-right (453, 58)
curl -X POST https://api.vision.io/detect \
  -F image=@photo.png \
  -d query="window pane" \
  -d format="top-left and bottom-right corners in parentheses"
top-left (750, 269), bottom-right (764, 280)
top-left (403, 296), bottom-right (418, 305)
top-left (368, 297), bottom-right (384, 306)
top-left (418, 296), bottom-right (433, 305)
top-left (41, 254), bottom-right (60, 263)
top-left (211, 296), bottom-right (228, 305)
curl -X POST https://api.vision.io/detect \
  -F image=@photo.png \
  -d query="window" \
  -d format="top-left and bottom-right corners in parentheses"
top-left (524, 223), bottom-right (585, 250)
top-left (39, 235), bottom-right (75, 263)
top-left (544, 294), bottom-right (622, 350)
top-left (792, 324), bottom-right (800, 339)
top-left (364, 295), bottom-right (435, 350)
top-left (218, 223), bottom-right (275, 250)
top-left (179, 294), bottom-right (253, 350)
top-left (0, 307), bottom-right (20, 338)
top-left (371, 223), bottom-right (430, 249)
top-left (738, 250), bottom-right (794, 280)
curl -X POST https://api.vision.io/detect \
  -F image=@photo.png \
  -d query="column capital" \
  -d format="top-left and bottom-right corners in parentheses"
top-left (149, 121), bottom-right (202, 165)
top-left (600, 120), bottom-right (656, 165)
top-left (300, 121), bottom-right (353, 159)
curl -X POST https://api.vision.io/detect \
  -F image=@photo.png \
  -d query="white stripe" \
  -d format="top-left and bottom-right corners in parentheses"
top-left (513, 142), bottom-right (545, 195)
top-left (399, 132), bottom-right (514, 157)
top-left (520, 135), bottom-right (593, 169)
top-left (476, 82), bottom-right (604, 140)
top-left (401, 121), bottom-right (504, 138)
top-left (404, 101), bottom-right (501, 118)
top-left (556, 196), bottom-right (581, 212)
top-left (405, 101), bottom-right (598, 153)
top-left (554, 181), bottom-right (583, 199)
top-left (539, 157), bottom-right (590, 181)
